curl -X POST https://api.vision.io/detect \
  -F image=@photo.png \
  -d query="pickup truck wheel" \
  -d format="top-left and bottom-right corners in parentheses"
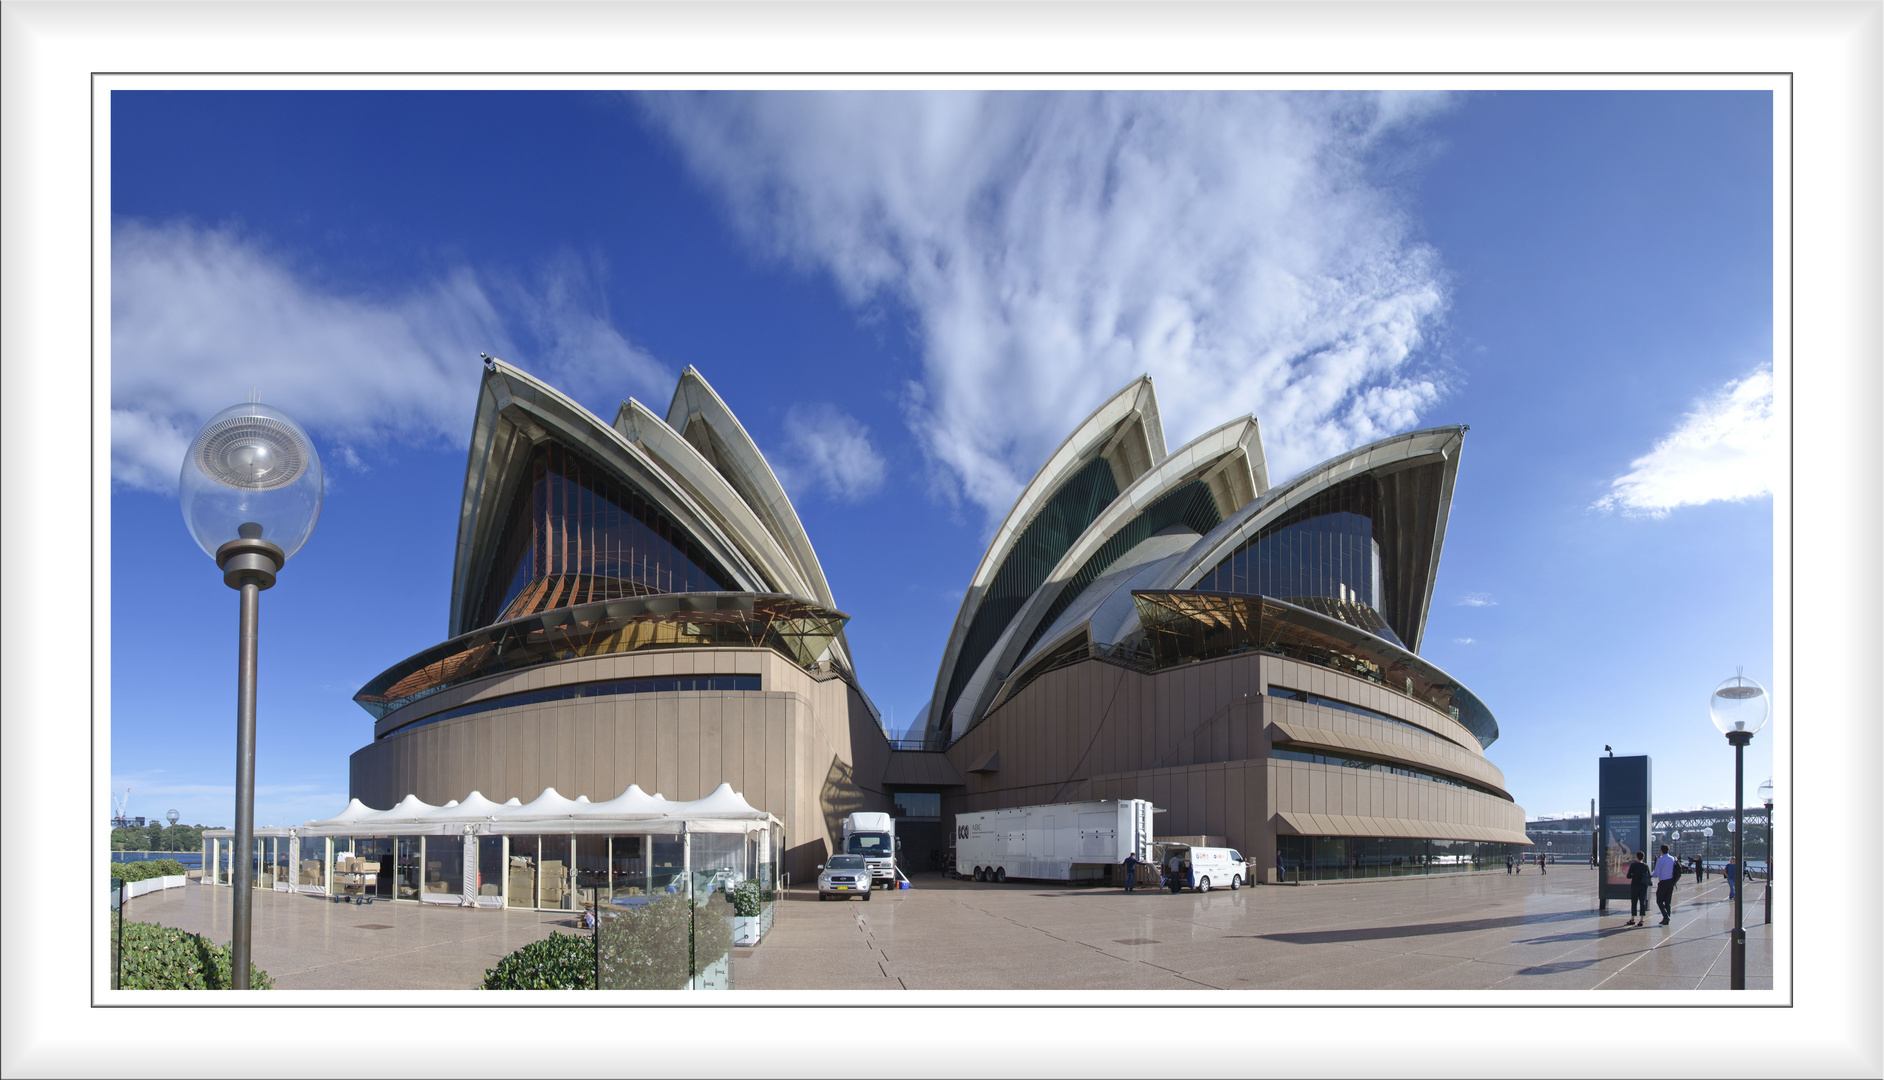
top-left (1230, 875), bottom-right (1241, 890)
top-left (818, 892), bottom-right (827, 901)
top-left (1199, 876), bottom-right (1211, 892)
top-left (863, 889), bottom-right (872, 901)
top-left (995, 868), bottom-right (1007, 883)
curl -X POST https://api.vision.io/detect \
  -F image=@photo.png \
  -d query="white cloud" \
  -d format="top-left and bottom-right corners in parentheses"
top-left (1593, 365), bottom-right (1776, 518)
top-left (1457, 592), bottom-right (1498, 607)
top-left (641, 91), bottom-right (1454, 524)
top-left (774, 403), bottom-right (888, 502)
top-left (1453, 637), bottom-right (1476, 645)
top-left (111, 222), bottom-right (669, 492)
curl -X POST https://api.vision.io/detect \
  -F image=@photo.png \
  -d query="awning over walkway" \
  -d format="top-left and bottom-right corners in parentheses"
top-left (1272, 811), bottom-right (1531, 846)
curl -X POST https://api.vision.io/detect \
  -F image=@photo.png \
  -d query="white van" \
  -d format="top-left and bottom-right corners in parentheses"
top-left (1155, 844), bottom-right (1251, 892)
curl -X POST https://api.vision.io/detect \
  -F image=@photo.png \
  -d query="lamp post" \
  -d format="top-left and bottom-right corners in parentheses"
top-left (166, 809), bottom-right (180, 852)
top-left (1757, 778), bottom-right (1774, 926)
top-left (1710, 673), bottom-right (1769, 991)
top-left (180, 401), bottom-right (322, 990)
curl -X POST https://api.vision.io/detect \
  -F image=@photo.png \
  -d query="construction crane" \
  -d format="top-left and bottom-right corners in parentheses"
top-left (113, 788), bottom-right (132, 828)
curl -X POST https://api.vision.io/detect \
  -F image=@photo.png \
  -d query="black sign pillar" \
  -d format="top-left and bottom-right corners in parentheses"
top-left (1597, 755), bottom-right (1652, 913)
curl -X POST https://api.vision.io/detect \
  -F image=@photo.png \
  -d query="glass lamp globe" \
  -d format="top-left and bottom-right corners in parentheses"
top-left (1708, 674), bottom-right (1769, 737)
top-left (179, 401), bottom-right (323, 559)
top-left (1757, 778), bottom-right (1773, 803)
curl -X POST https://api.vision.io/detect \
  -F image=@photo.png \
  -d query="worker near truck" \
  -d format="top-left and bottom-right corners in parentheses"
top-left (1122, 851), bottom-right (1140, 892)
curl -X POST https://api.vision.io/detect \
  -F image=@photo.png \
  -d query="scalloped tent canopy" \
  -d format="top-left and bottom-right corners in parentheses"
top-left (302, 782), bottom-right (773, 829)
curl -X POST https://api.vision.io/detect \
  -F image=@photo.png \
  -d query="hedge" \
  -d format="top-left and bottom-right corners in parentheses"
top-left (118, 922), bottom-right (274, 989)
top-left (111, 859), bottom-right (188, 883)
top-left (482, 933), bottom-right (595, 990)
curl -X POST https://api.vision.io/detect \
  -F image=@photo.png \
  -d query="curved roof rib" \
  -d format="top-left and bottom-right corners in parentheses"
top-left (1158, 425), bottom-right (1466, 654)
top-left (447, 359), bottom-right (772, 638)
top-left (664, 367), bottom-right (836, 610)
top-left (612, 396), bottom-right (814, 603)
top-left (926, 376), bottom-right (1166, 738)
top-left (942, 415), bottom-right (1264, 737)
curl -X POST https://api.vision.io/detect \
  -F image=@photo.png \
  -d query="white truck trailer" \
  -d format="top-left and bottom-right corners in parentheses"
top-left (953, 799), bottom-right (1156, 883)
top-left (841, 811), bottom-right (898, 888)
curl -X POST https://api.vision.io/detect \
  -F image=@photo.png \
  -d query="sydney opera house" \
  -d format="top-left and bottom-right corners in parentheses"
top-left (346, 359), bottom-right (1526, 885)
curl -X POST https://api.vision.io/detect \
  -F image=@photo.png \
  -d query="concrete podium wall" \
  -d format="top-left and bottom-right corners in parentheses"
top-left (350, 647), bottom-right (891, 881)
top-left (939, 650), bottom-right (1527, 880)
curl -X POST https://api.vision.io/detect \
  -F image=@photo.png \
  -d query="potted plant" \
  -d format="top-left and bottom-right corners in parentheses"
top-left (729, 880), bottom-right (773, 946)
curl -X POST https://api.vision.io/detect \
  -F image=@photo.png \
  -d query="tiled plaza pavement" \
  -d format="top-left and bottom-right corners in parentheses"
top-left (122, 883), bottom-right (581, 990)
top-left (737, 868), bottom-right (1776, 992)
top-left (121, 867), bottom-right (1775, 992)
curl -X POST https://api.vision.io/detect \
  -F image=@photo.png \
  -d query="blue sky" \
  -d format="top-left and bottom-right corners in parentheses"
top-left (109, 89), bottom-right (1776, 830)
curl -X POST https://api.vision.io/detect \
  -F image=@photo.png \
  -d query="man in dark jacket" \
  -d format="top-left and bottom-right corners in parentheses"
top-left (1624, 850), bottom-right (1653, 927)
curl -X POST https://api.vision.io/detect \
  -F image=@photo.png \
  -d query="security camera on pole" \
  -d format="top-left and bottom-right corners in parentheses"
top-left (180, 400), bottom-right (323, 990)
top-left (1709, 671), bottom-right (1769, 992)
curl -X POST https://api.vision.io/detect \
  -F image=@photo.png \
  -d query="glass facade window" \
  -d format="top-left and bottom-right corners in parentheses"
top-left (1016, 478), bottom-right (1222, 665)
top-left (1271, 743), bottom-right (1505, 799)
top-left (352, 837), bottom-right (394, 899)
top-left (396, 837), bottom-right (422, 900)
top-left (649, 835), bottom-right (686, 896)
top-left (423, 835), bottom-right (464, 899)
top-left (893, 792), bottom-right (941, 819)
top-left (380, 675), bottom-right (762, 740)
top-left (1268, 685), bottom-right (1453, 743)
top-left (507, 835), bottom-right (539, 908)
top-left (477, 836), bottom-right (504, 900)
top-left (941, 455), bottom-right (1121, 725)
top-left (1196, 474), bottom-right (1404, 645)
top-left (539, 834), bottom-right (572, 910)
top-left (576, 834), bottom-right (610, 911)
top-left (355, 594), bottom-right (839, 720)
top-left (1131, 591), bottom-right (1499, 748)
top-left (609, 835), bottom-right (646, 903)
top-left (691, 832), bottom-right (745, 894)
top-left (297, 836), bottom-right (327, 887)
top-left (471, 441), bottom-right (738, 630)
top-left (252, 838), bottom-right (266, 889)
top-left (1277, 835), bottom-right (1514, 881)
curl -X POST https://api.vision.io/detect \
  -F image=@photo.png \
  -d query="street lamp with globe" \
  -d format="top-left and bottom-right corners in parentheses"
top-left (1757, 777), bottom-right (1774, 925)
top-left (166, 809), bottom-right (180, 852)
top-left (1710, 672), bottom-right (1769, 991)
top-left (180, 400), bottom-right (322, 990)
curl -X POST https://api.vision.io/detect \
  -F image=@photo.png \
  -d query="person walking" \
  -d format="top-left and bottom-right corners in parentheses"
top-left (1276, 850), bottom-right (1286, 885)
top-left (1122, 850), bottom-right (1140, 893)
top-left (1539, 853), bottom-right (1547, 875)
top-left (1653, 844), bottom-right (1678, 925)
top-left (1624, 850), bottom-right (1652, 926)
top-left (1725, 855), bottom-right (1739, 901)
top-left (1505, 853), bottom-right (1513, 874)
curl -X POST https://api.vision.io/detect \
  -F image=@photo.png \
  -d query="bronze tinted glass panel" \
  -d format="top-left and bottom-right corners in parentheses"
top-left (1130, 591), bottom-right (1498, 748)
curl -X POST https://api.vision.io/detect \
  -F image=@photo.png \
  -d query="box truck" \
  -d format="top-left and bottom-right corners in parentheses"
top-left (954, 799), bottom-right (1156, 883)
top-left (841, 811), bottom-right (898, 888)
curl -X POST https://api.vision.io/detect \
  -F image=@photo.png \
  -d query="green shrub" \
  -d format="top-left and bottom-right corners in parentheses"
top-left (111, 860), bottom-right (188, 883)
top-left (729, 880), bottom-right (767, 917)
top-left (118, 922), bottom-right (274, 989)
top-left (482, 933), bottom-right (596, 990)
top-left (596, 897), bottom-right (691, 989)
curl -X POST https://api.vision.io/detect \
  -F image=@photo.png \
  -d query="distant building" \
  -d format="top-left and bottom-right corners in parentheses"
top-left (1527, 809), bottom-right (1771, 865)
